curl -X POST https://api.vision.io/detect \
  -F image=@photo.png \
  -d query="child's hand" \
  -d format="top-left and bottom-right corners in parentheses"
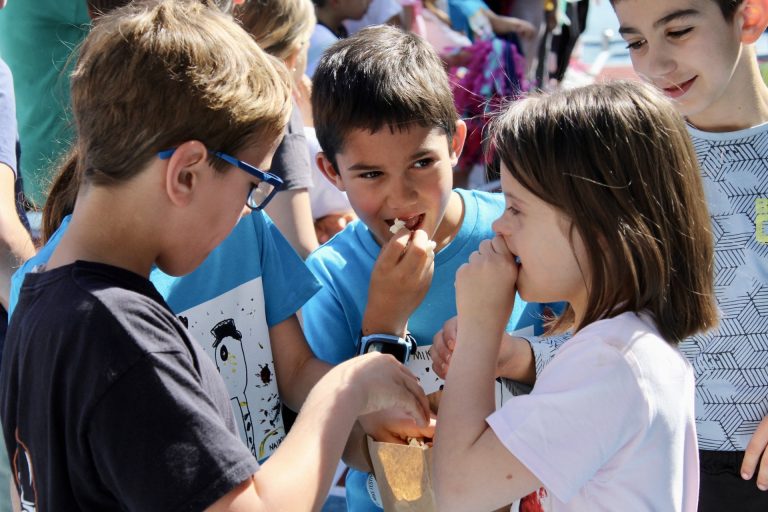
top-left (485, 11), bottom-right (538, 40)
top-left (430, 316), bottom-right (457, 379)
top-left (506, 18), bottom-right (537, 40)
top-left (742, 413), bottom-right (768, 490)
top-left (363, 228), bottom-right (436, 335)
top-left (315, 211), bottom-right (356, 244)
top-left (456, 236), bottom-right (518, 335)
top-left (431, 315), bottom-right (535, 381)
top-left (359, 408), bottom-right (436, 445)
top-left (343, 352), bottom-right (431, 427)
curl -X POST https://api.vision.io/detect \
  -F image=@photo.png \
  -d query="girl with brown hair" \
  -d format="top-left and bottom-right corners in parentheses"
top-left (434, 80), bottom-right (717, 512)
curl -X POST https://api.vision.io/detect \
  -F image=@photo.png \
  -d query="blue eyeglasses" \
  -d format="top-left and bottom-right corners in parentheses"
top-left (158, 148), bottom-right (283, 210)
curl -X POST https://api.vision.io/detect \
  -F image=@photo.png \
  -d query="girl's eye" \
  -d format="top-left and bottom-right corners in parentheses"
top-left (506, 206), bottom-right (520, 216)
top-left (359, 170), bottom-right (382, 179)
top-left (625, 39), bottom-right (646, 51)
top-left (668, 27), bottom-right (693, 39)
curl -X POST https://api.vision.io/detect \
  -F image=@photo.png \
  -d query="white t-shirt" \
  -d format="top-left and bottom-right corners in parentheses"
top-left (487, 312), bottom-right (699, 511)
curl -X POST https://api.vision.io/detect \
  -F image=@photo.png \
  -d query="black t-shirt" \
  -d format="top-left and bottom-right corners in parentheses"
top-left (0, 261), bottom-right (258, 511)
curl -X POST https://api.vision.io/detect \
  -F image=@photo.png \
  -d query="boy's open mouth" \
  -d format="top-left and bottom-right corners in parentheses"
top-left (386, 214), bottom-right (424, 233)
top-left (662, 77), bottom-right (696, 99)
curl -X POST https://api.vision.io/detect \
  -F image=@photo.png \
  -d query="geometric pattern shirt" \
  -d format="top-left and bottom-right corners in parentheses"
top-left (683, 123), bottom-right (768, 451)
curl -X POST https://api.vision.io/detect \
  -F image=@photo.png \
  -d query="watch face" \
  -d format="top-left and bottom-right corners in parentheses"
top-left (366, 340), bottom-right (409, 364)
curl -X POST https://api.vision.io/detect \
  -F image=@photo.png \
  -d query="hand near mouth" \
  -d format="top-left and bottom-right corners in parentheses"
top-left (455, 235), bottom-right (519, 343)
top-left (362, 228), bottom-right (436, 337)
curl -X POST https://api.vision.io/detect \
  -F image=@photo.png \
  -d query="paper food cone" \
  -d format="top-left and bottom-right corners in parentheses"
top-left (367, 436), bottom-right (435, 512)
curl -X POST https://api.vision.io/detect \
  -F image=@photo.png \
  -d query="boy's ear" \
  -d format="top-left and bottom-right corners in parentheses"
top-left (740, 0), bottom-right (768, 44)
top-left (316, 152), bottom-right (346, 191)
top-left (163, 140), bottom-right (209, 207)
top-left (449, 119), bottom-right (468, 167)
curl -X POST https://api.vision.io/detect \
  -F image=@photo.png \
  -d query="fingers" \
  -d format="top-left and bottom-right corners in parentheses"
top-left (360, 410), bottom-right (436, 444)
top-left (397, 363), bottom-right (431, 426)
top-left (518, 20), bottom-right (537, 39)
top-left (431, 319), bottom-right (457, 379)
top-left (742, 416), bottom-right (768, 489)
top-left (430, 333), bottom-right (450, 379)
top-left (758, 454), bottom-right (768, 491)
top-left (362, 353), bottom-right (430, 427)
top-left (490, 235), bottom-right (511, 255)
top-left (385, 228), bottom-right (436, 263)
top-left (380, 227), bottom-right (414, 262)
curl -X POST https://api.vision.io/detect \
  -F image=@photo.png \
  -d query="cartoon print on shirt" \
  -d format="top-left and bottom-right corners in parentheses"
top-left (211, 318), bottom-right (257, 457)
top-left (177, 277), bottom-right (285, 461)
top-left (13, 430), bottom-right (37, 512)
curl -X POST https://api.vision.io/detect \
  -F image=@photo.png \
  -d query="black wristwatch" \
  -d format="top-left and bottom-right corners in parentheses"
top-left (358, 332), bottom-right (418, 364)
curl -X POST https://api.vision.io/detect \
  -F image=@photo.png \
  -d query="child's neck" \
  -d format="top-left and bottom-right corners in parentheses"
top-left (47, 186), bottom-right (157, 278)
top-left (432, 190), bottom-right (464, 252)
top-left (687, 48), bottom-right (768, 132)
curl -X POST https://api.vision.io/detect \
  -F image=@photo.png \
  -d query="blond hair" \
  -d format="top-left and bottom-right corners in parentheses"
top-left (72, 0), bottom-right (291, 185)
top-left (234, 0), bottom-right (316, 61)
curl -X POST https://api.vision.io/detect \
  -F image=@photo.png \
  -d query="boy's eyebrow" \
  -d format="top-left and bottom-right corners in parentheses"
top-left (618, 8), bottom-right (700, 35)
top-left (346, 162), bottom-right (381, 172)
top-left (345, 149), bottom-right (436, 172)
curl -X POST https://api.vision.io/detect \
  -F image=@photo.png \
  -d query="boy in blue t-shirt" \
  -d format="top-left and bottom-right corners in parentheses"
top-left (302, 25), bottom-right (554, 511)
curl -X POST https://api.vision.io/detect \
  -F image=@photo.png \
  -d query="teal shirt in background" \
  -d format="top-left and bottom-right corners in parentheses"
top-left (0, 2), bottom-right (90, 207)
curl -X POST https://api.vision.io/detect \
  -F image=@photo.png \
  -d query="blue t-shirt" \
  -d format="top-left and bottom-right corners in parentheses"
top-left (303, 188), bottom-right (554, 512)
top-left (10, 211), bottom-right (321, 462)
top-left (446, 0), bottom-right (489, 40)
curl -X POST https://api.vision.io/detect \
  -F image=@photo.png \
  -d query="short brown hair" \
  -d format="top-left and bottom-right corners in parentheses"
top-left (234, 0), bottom-right (315, 61)
top-left (72, 0), bottom-right (290, 186)
top-left (490, 81), bottom-right (717, 343)
top-left (311, 25), bottom-right (458, 170)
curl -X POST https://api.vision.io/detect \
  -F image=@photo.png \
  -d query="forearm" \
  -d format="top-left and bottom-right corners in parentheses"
top-left (282, 356), bottom-right (332, 413)
top-left (341, 421), bottom-right (373, 472)
top-left (0, 168), bottom-right (35, 309)
top-left (495, 334), bottom-right (536, 384)
top-left (256, 376), bottom-right (362, 511)
top-left (434, 321), bottom-right (540, 511)
top-left (362, 305), bottom-right (408, 337)
top-left (435, 321), bottom-right (500, 486)
top-left (270, 316), bottom-right (332, 413)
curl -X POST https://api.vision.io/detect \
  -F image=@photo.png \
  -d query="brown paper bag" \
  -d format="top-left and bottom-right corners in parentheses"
top-left (367, 435), bottom-right (435, 512)
top-left (366, 391), bottom-right (441, 512)
top-left (367, 390), bottom-right (512, 512)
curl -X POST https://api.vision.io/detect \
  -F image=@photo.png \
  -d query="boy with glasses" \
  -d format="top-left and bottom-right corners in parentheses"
top-left (2, 2), bottom-right (431, 509)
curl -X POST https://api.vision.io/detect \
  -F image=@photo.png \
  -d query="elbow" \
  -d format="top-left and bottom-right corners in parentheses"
top-left (432, 462), bottom-right (468, 512)
top-left (434, 486), bottom-right (465, 512)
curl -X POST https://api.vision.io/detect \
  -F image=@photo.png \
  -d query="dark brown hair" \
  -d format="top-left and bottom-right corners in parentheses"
top-left (311, 25), bottom-right (458, 171)
top-left (490, 81), bottom-right (717, 343)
